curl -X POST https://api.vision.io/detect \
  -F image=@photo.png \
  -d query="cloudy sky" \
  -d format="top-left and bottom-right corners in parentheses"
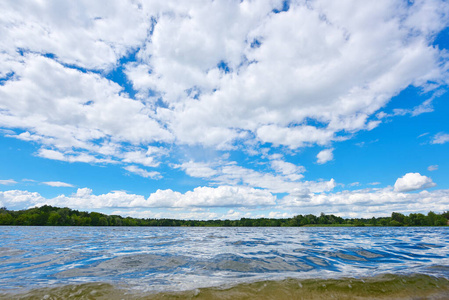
top-left (1, 0), bottom-right (449, 219)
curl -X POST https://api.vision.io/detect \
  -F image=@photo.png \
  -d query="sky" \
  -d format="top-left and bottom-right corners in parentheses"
top-left (1, 0), bottom-right (449, 220)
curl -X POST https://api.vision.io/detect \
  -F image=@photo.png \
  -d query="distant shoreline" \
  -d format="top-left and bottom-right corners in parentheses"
top-left (1, 205), bottom-right (448, 227)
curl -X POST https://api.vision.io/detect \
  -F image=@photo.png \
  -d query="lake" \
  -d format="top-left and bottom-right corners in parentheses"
top-left (1, 226), bottom-right (449, 299)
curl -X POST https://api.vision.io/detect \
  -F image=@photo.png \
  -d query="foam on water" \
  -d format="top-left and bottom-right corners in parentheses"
top-left (0, 226), bottom-right (448, 296)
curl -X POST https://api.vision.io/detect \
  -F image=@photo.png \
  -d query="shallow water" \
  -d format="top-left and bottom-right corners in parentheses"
top-left (0, 226), bottom-right (448, 298)
top-left (5, 274), bottom-right (449, 299)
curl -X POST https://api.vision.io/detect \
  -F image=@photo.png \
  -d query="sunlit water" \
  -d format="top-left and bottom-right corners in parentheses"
top-left (1, 226), bottom-right (449, 297)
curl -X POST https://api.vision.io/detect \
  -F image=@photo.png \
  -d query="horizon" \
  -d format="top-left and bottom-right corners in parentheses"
top-left (1, 0), bottom-right (449, 220)
top-left (2, 205), bottom-right (447, 225)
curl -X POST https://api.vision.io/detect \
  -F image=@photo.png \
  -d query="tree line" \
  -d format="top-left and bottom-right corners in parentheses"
top-left (0, 206), bottom-right (448, 227)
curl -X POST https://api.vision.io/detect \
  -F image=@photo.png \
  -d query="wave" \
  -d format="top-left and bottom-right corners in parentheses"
top-left (2, 227), bottom-right (449, 298)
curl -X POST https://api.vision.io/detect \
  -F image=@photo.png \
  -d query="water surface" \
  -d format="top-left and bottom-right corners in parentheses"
top-left (1, 226), bottom-right (448, 298)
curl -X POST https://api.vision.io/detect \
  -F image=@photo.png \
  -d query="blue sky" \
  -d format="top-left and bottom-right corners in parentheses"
top-left (1, 0), bottom-right (449, 219)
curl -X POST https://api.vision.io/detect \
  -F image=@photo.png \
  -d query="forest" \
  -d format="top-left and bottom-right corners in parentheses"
top-left (0, 206), bottom-right (448, 227)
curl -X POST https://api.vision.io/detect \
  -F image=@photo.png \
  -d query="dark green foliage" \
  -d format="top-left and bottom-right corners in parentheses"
top-left (0, 206), bottom-right (447, 227)
top-left (391, 212), bottom-right (406, 224)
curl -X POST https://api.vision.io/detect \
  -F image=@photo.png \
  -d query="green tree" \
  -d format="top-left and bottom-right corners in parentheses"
top-left (56, 208), bottom-right (72, 225)
top-left (47, 212), bottom-right (61, 226)
top-left (0, 213), bottom-right (13, 225)
top-left (81, 217), bottom-right (92, 226)
top-left (71, 215), bottom-right (82, 226)
top-left (98, 217), bottom-right (109, 226)
top-left (305, 214), bottom-right (317, 224)
top-left (408, 213), bottom-right (426, 226)
top-left (391, 212), bottom-right (405, 225)
top-left (389, 220), bottom-right (402, 226)
top-left (90, 212), bottom-right (102, 226)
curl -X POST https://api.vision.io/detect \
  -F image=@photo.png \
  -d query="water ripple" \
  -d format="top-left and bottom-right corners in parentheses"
top-left (0, 226), bottom-right (448, 293)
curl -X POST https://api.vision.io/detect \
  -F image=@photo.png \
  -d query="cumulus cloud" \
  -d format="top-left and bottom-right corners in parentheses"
top-left (394, 172), bottom-right (436, 192)
top-left (129, 0), bottom-right (449, 150)
top-left (146, 186), bottom-right (277, 208)
top-left (316, 148), bottom-right (334, 164)
top-left (1, 0), bottom-right (449, 216)
top-left (1, 185), bottom-right (449, 218)
top-left (176, 161), bottom-right (219, 178)
top-left (176, 159), bottom-right (333, 194)
top-left (0, 186), bottom-right (276, 210)
top-left (122, 147), bottom-right (166, 167)
top-left (0, 190), bottom-right (45, 207)
top-left (42, 181), bottom-right (74, 188)
top-left (280, 187), bottom-right (449, 218)
top-left (40, 188), bottom-right (148, 209)
top-left (0, 0), bottom-right (150, 71)
top-left (256, 126), bottom-right (335, 149)
top-left (0, 55), bottom-right (172, 163)
top-left (270, 159), bottom-right (305, 181)
top-left (1, 0), bottom-right (447, 163)
top-left (110, 209), bottom-right (221, 221)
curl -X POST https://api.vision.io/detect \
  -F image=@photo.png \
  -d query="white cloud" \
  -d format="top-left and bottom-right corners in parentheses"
top-left (379, 89), bottom-right (445, 120)
top-left (176, 161), bottom-right (219, 178)
top-left (316, 148), bottom-right (334, 164)
top-left (0, 54), bottom-right (172, 143)
top-left (37, 148), bottom-right (115, 164)
top-left (0, 54), bottom-right (171, 170)
top-left (110, 209), bottom-right (220, 221)
top-left (146, 186), bottom-right (276, 208)
top-left (428, 165), bottom-right (438, 171)
top-left (267, 211), bottom-right (292, 219)
top-left (42, 181), bottom-right (74, 188)
top-left (124, 165), bottom-right (161, 179)
top-left (22, 179), bottom-right (37, 182)
top-left (0, 190), bottom-right (45, 207)
top-left (0, 0), bottom-right (448, 164)
top-left (177, 159), bottom-right (334, 194)
top-left (394, 172), bottom-right (436, 192)
top-left (0, 179), bottom-right (17, 185)
top-left (0, 0), bottom-right (150, 71)
top-left (270, 159), bottom-right (305, 181)
top-left (256, 125), bottom-right (335, 149)
top-left (37, 149), bottom-right (66, 161)
top-left (409, 98), bottom-right (435, 116)
top-left (279, 187), bottom-right (449, 218)
top-left (2, 185), bottom-right (449, 218)
top-left (0, 0), bottom-right (449, 213)
top-left (432, 132), bottom-right (449, 144)
top-left (122, 148), bottom-right (164, 168)
top-left (128, 0), bottom-right (449, 150)
top-left (418, 132), bottom-right (430, 138)
top-left (219, 163), bottom-right (335, 194)
top-left (0, 186), bottom-right (275, 210)
top-left (220, 209), bottom-right (245, 220)
top-left (48, 188), bottom-right (148, 209)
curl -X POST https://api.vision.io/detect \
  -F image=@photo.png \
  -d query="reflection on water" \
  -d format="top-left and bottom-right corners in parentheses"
top-left (0, 226), bottom-right (449, 296)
